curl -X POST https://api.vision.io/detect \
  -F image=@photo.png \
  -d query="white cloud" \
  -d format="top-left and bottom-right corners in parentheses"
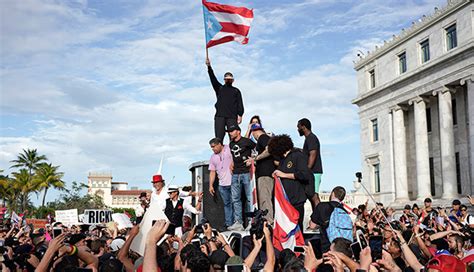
top-left (1, 0), bottom-right (447, 202)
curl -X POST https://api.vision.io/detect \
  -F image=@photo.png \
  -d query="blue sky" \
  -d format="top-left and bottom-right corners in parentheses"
top-left (0, 0), bottom-right (446, 205)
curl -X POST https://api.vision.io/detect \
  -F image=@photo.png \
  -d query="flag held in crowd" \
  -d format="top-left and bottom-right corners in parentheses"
top-left (202, 0), bottom-right (254, 48)
top-left (272, 177), bottom-right (304, 251)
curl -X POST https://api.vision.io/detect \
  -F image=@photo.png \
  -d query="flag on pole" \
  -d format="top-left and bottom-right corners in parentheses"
top-left (272, 177), bottom-right (304, 251)
top-left (202, 0), bottom-right (254, 48)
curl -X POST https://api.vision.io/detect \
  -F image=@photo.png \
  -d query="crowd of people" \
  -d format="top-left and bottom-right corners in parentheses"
top-left (0, 59), bottom-right (472, 272)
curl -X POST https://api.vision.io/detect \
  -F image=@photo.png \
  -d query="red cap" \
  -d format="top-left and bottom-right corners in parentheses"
top-left (152, 174), bottom-right (165, 183)
top-left (426, 255), bottom-right (466, 272)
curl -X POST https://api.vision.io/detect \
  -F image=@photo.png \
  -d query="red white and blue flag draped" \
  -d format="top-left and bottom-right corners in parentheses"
top-left (272, 177), bottom-right (304, 251)
top-left (202, 0), bottom-right (254, 48)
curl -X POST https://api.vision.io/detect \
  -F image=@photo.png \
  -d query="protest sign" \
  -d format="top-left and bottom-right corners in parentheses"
top-left (83, 210), bottom-right (113, 224)
top-left (55, 209), bottom-right (79, 226)
top-left (26, 219), bottom-right (48, 229)
top-left (130, 204), bottom-right (167, 256)
top-left (112, 213), bottom-right (133, 229)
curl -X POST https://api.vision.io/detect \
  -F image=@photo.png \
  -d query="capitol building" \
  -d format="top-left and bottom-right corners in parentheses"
top-left (353, 0), bottom-right (473, 205)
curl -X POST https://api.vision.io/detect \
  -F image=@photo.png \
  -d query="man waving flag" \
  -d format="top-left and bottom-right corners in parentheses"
top-left (202, 0), bottom-right (254, 48)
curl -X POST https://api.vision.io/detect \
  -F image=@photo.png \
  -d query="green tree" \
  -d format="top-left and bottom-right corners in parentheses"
top-left (34, 163), bottom-right (65, 207)
top-left (12, 169), bottom-right (39, 212)
top-left (10, 149), bottom-right (48, 177)
top-left (10, 149), bottom-right (48, 212)
top-left (47, 181), bottom-right (105, 214)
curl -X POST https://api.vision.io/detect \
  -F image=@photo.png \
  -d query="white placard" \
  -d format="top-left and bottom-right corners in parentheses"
top-left (55, 209), bottom-right (79, 226)
top-left (112, 213), bottom-right (133, 229)
top-left (130, 204), bottom-right (167, 256)
top-left (83, 210), bottom-right (113, 224)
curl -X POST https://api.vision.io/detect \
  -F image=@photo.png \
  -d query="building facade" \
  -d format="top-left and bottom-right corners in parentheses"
top-left (353, 0), bottom-right (474, 205)
top-left (87, 172), bottom-right (151, 209)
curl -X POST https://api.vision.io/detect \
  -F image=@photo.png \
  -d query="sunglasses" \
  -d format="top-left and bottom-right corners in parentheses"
top-left (462, 209), bottom-right (467, 211)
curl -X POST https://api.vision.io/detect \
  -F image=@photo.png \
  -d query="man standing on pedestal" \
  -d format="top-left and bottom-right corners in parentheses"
top-left (206, 57), bottom-right (244, 141)
top-left (297, 118), bottom-right (323, 207)
top-left (208, 137), bottom-right (234, 230)
top-left (227, 125), bottom-right (255, 231)
top-left (246, 123), bottom-right (275, 225)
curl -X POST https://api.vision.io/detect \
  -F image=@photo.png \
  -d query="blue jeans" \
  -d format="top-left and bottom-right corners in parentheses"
top-left (218, 185), bottom-right (233, 227)
top-left (231, 173), bottom-right (252, 224)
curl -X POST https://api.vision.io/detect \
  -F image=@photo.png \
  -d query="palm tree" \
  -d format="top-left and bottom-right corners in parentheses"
top-left (0, 170), bottom-right (10, 206)
top-left (34, 163), bottom-right (65, 207)
top-left (10, 149), bottom-right (47, 211)
top-left (12, 169), bottom-right (39, 212)
top-left (10, 149), bottom-right (48, 177)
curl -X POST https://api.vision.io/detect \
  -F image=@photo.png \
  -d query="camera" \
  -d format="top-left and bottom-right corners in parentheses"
top-left (195, 218), bottom-right (210, 234)
top-left (246, 209), bottom-right (270, 239)
top-left (356, 172), bottom-right (362, 179)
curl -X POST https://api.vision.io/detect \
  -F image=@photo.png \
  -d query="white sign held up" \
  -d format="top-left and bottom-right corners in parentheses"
top-left (83, 210), bottom-right (113, 224)
top-left (55, 209), bottom-right (79, 226)
top-left (112, 213), bottom-right (133, 229)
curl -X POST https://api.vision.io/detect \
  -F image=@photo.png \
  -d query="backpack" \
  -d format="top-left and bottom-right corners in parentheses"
top-left (327, 207), bottom-right (353, 243)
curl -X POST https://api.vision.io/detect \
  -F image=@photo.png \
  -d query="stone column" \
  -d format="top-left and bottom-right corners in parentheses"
top-left (391, 106), bottom-right (410, 201)
top-left (434, 87), bottom-right (457, 199)
top-left (409, 96), bottom-right (432, 199)
top-left (462, 76), bottom-right (474, 194)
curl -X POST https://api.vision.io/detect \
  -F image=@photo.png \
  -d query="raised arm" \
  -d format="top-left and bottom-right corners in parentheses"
top-left (206, 58), bottom-right (222, 94)
top-left (394, 230), bottom-right (423, 272)
top-left (117, 225), bottom-right (140, 272)
top-left (144, 220), bottom-right (169, 271)
top-left (263, 223), bottom-right (275, 272)
top-left (36, 233), bottom-right (67, 272)
top-left (243, 235), bottom-right (263, 269)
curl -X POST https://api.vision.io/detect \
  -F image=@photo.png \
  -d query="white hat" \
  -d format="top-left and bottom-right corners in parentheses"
top-left (110, 238), bottom-right (125, 252)
top-left (167, 185), bottom-right (179, 193)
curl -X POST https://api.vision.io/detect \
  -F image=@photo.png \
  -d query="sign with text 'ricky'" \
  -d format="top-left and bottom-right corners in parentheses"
top-left (83, 210), bottom-right (113, 224)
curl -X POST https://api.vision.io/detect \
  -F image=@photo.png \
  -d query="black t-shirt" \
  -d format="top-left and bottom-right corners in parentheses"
top-left (310, 201), bottom-right (341, 252)
top-left (278, 149), bottom-right (312, 207)
top-left (230, 136), bottom-right (256, 174)
top-left (303, 132), bottom-right (323, 174)
top-left (255, 134), bottom-right (275, 178)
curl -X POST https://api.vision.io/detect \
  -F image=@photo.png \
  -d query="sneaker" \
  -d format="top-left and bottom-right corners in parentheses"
top-left (228, 222), bottom-right (244, 231)
top-left (244, 224), bottom-right (252, 231)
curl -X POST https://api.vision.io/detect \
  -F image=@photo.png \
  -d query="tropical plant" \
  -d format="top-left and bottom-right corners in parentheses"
top-left (47, 181), bottom-right (105, 214)
top-left (34, 163), bottom-right (65, 207)
top-left (12, 169), bottom-right (40, 212)
top-left (10, 149), bottom-right (48, 177)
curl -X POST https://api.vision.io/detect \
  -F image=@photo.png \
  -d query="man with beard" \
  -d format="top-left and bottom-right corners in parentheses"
top-left (206, 57), bottom-right (244, 142)
top-left (228, 125), bottom-right (255, 231)
top-left (297, 118), bottom-right (323, 207)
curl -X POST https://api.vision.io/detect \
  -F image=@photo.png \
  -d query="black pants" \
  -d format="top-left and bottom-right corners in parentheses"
top-left (214, 116), bottom-right (238, 141)
top-left (294, 203), bottom-right (305, 231)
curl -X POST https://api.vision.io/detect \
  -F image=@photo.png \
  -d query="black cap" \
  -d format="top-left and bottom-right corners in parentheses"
top-left (226, 124), bottom-right (241, 132)
top-left (424, 198), bottom-right (432, 203)
top-left (452, 199), bottom-right (461, 205)
top-left (68, 233), bottom-right (86, 245)
top-left (404, 204), bottom-right (411, 210)
top-left (209, 250), bottom-right (230, 269)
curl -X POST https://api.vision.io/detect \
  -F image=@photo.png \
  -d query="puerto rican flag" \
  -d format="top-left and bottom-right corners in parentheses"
top-left (272, 177), bottom-right (304, 251)
top-left (202, 0), bottom-right (254, 48)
